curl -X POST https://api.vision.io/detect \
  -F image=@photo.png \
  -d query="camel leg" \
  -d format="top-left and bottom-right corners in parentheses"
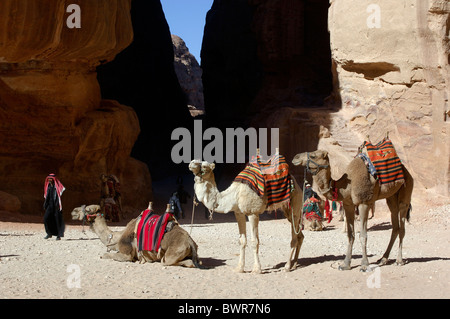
top-left (339, 203), bottom-right (355, 271)
top-left (101, 252), bottom-right (134, 262)
top-left (379, 195), bottom-right (399, 266)
top-left (369, 203), bottom-right (375, 219)
top-left (248, 214), bottom-right (262, 274)
top-left (162, 244), bottom-right (190, 267)
top-left (358, 203), bottom-right (370, 272)
top-left (285, 227), bottom-right (304, 272)
top-left (234, 212), bottom-right (247, 273)
top-left (395, 169), bottom-right (413, 266)
top-left (284, 188), bottom-right (304, 272)
top-left (162, 253), bottom-right (196, 268)
top-left (284, 206), bottom-right (298, 271)
top-left (396, 201), bottom-right (410, 266)
top-left (293, 231), bottom-right (304, 266)
top-left (342, 211), bottom-right (347, 233)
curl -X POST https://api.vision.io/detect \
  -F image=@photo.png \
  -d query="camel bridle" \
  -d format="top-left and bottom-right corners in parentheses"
top-left (305, 152), bottom-right (329, 176)
top-left (81, 205), bottom-right (103, 224)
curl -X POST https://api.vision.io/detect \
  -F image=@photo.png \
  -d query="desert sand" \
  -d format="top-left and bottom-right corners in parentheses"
top-left (1, 204), bottom-right (449, 300)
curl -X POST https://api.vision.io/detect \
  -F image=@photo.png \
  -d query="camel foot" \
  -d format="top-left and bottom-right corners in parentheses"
top-left (234, 266), bottom-right (245, 274)
top-left (338, 263), bottom-right (351, 271)
top-left (395, 260), bottom-right (406, 266)
top-left (284, 261), bottom-right (298, 272)
top-left (359, 265), bottom-right (371, 272)
top-left (378, 257), bottom-right (389, 266)
top-left (251, 265), bottom-right (262, 274)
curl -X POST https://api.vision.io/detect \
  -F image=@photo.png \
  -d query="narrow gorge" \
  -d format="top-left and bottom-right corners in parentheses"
top-left (0, 0), bottom-right (448, 219)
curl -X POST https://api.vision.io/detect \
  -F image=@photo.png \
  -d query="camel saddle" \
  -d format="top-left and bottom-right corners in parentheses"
top-left (358, 139), bottom-right (405, 186)
top-left (234, 153), bottom-right (294, 210)
top-left (136, 209), bottom-right (174, 252)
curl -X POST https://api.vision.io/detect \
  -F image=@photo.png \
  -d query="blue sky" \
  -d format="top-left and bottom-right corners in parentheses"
top-left (160, 0), bottom-right (214, 63)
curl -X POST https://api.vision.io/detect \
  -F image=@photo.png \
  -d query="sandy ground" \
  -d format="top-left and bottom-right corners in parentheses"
top-left (0, 204), bottom-right (449, 300)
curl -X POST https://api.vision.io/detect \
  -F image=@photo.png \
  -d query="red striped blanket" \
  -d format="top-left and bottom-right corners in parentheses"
top-left (136, 209), bottom-right (173, 252)
top-left (234, 154), bottom-right (294, 210)
top-left (364, 139), bottom-right (405, 186)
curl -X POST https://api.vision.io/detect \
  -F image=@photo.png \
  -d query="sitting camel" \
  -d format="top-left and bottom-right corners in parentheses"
top-left (292, 149), bottom-right (413, 272)
top-left (71, 203), bottom-right (202, 268)
top-left (189, 159), bottom-right (304, 274)
top-left (303, 197), bottom-right (325, 231)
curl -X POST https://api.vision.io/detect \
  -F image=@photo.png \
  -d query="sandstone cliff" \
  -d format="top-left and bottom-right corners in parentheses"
top-left (97, 0), bottom-right (192, 182)
top-left (172, 34), bottom-right (205, 116)
top-left (0, 0), bottom-right (152, 216)
top-left (202, 0), bottom-right (332, 126)
top-left (328, 0), bottom-right (449, 203)
top-left (201, 0), bottom-right (449, 208)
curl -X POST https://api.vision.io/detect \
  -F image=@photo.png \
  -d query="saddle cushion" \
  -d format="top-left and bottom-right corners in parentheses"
top-left (234, 154), bottom-right (294, 210)
top-left (136, 209), bottom-right (173, 252)
top-left (363, 139), bottom-right (405, 186)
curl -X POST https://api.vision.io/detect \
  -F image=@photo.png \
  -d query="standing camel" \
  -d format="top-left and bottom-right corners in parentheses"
top-left (292, 149), bottom-right (413, 271)
top-left (189, 159), bottom-right (304, 274)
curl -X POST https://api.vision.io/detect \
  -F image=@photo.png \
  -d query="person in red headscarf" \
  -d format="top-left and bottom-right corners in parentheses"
top-left (43, 173), bottom-right (65, 240)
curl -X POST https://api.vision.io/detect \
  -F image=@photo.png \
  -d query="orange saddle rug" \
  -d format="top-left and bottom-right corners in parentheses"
top-left (363, 139), bottom-right (405, 186)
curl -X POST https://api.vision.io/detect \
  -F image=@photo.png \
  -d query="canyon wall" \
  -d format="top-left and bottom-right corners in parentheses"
top-left (202, 0), bottom-right (449, 208)
top-left (172, 34), bottom-right (205, 116)
top-left (97, 0), bottom-right (192, 182)
top-left (0, 0), bottom-right (447, 218)
top-left (328, 0), bottom-right (449, 203)
top-left (0, 0), bottom-right (152, 216)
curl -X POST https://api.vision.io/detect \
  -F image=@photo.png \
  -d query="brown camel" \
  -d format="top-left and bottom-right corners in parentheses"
top-left (189, 159), bottom-right (304, 273)
top-left (292, 149), bottom-right (413, 271)
top-left (71, 203), bottom-right (202, 268)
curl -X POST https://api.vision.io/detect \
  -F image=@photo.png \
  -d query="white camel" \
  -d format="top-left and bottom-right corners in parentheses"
top-left (189, 159), bottom-right (304, 274)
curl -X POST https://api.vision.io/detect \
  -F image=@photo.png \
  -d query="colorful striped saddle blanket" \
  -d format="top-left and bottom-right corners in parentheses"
top-left (136, 209), bottom-right (173, 252)
top-left (234, 153), bottom-right (294, 210)
top-left (360, 139), bottom-right (405, 186)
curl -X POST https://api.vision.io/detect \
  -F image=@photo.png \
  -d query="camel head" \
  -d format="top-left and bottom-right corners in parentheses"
top-left (71, 204), bottom-right (102, 222)
top-left (292, 150), bottom-right (330, 175)
top-left (201, 161), bottom-right (215, 179)
top-left (189, 159), bottom-right (203, 177)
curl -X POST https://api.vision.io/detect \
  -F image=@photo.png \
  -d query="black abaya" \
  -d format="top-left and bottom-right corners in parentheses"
top-left (43, 184), bottom-right (65, 237)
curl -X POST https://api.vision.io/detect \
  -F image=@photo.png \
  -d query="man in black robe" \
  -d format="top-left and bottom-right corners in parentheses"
top-left (43, 174), bottom-right (65, 240)
top-left (168, 191), bottom-right (183, 220)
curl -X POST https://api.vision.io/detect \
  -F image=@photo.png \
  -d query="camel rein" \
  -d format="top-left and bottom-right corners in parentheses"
top-left (190, 195), bottom-right (196, 235)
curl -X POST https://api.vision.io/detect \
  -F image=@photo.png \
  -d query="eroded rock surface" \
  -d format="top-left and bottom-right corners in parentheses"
top-left (0, 0), bottom-right (152, 216)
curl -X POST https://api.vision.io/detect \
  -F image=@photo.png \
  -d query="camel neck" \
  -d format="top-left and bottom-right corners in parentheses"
top-left (194, 177), bottom-right (237, 213)
top-left (91, 218), bottom-right (114, 246)
top-left (314, 173), bottom-right (349, 202)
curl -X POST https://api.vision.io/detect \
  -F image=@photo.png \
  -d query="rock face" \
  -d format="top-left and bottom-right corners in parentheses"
top-left (201, 0), bottom-right (262, 127)
top-left (97, 0), bottom-right (192, 181)
top-left (0, 0), bottom-right (152, 216)
top-left (328, 0), bottom-right (449, 200)
top-left (201, 0), bottom-right (449, 207)
top-left (202, 0), bottom-right (332, 127)
top-left (172, 35), bottom-right (205, 116)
